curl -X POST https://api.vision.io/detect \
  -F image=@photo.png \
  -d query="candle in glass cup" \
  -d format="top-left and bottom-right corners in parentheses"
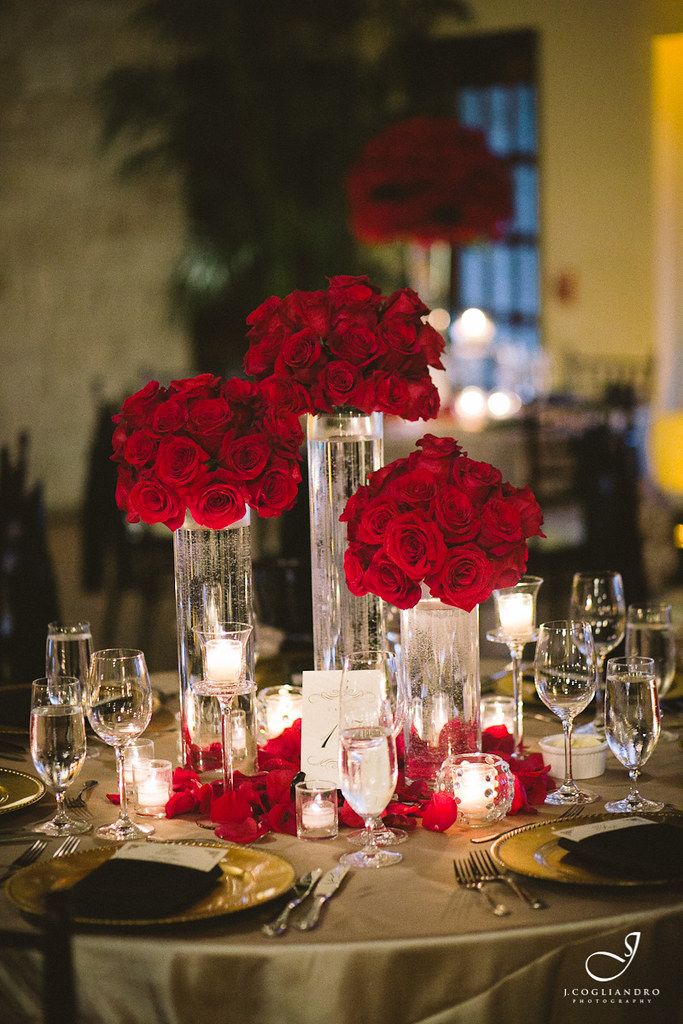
top-left (205, 638), bottom-right (243, 684)
top-left (458, 764), bottom-right (493, 817)
top-left (301, 797), bottom-right (336, 831)
top-left (480, 695), bottom-right (515, 734)
top-left (133, 759), bottom-right (172, 817)
top-left (295, 780), bottom-right (338, 839)
top-left (123, 738), bottom-right (155, 786)
top-left (258, 686), bottom-right (303, 739)
top-left (497, 593), bottom-right (534, 639)
top-left (230, 709), bottom-right (248, 759)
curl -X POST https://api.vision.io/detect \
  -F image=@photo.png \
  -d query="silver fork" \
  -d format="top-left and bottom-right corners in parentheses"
top-left (65, 780), bottom-right (98, 810)
top-left (471, 803), bottom-right (586, 844)
top-left (0, 839), bottom-right (47, 883)
top-left (453, 858), bottom-right (510, 917)
top-left (470, 849), bottom-right (547, 910)
top-left (52, 837), bottom-right (81, 859)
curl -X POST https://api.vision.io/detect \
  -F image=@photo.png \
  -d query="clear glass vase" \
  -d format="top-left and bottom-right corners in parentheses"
top-left (400, 596), bottom-right (481, 788)
top-left (173, 512), bottom-right (257, 773)
top-left (307, 411), bottom-right (385, 670)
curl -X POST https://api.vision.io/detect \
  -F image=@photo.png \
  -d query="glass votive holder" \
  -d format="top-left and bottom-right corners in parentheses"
top-left (123, 738), bottom-right (155, 786)
top-left (133, 759), bottom-right (172, 818)
top-left (295, 780), bottom-right (338, 840)
top-left (258, 685), bottom-right (303, 741)
top-left (436, 752), bottom-right (514, 828)
top-left (480, 695), bottom-right (516, 735)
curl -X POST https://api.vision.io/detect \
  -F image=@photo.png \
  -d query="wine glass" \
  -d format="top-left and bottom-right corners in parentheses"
top-left (625, 604), bottom-right (676, 697)
top-left (46, 621), bottom-right (99, 760)
top-left (570, 571), bottom-right (625, 734)
top-left (30, 677), bottom-right (92, 836)
top-left (340, 647), bottom-right (408, 847)
top-left (534, 620), bottom-right (598, 805)
top-left (87, 649), bottom-right (153, 841)
top-left (604, 656), bottom-right (663, 813)
top-left (339, 727), bottom-right (401, 868)
top-left (194, 622), bottom-right (252, 793)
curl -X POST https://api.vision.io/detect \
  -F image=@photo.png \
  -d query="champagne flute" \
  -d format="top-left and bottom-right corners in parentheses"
top-left (339, 727), bottom-right (401, 868)
top-left (534, 620), bottom-right (598, 805)
top-left (340, 648), bottom-right (408, 847)
top-left (87, 649), bottom-right (153, 841)
top-left (194, 622), bottom-right (252, 793)
top-left (604, 656), bottom-right (663, 813)
top-left (46, 620), bottom-right (99, 760)
top-left (570, 571), bottom-right (625, 734)
top-left (30, 677), bottom-right (91, 836)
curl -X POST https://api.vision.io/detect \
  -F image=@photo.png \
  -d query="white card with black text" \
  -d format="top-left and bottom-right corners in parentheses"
top-left (301, 670), bottom-right (343, 786)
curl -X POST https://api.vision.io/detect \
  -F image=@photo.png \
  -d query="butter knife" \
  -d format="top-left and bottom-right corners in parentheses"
top-left (294, 864), bottom-right (349, 931)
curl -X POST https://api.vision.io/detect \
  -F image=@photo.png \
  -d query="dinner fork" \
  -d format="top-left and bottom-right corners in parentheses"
top-left (470, 849), bottom-right (547, 910)
top-left (65, 780), bottom-right (98, 810)
top-left (52, 837), bottom-right (81, 859)
top-left (470, 803), bottom-right (586, 844)
top-left (453, 858), bottom-right (509, 917)
top-left (0, 839), bottom-right (47, 883)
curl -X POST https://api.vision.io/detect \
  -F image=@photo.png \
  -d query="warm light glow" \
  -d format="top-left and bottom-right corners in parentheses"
top-left (453, 307), bottom-right (495, 346)
top-left (650, 412), bottom-right (683, 495)
top-left (454, 386), bottom-right (487, 420)
top-left (427, 307), bottom-right (451, 332)
top-left (674, 523), bottom-right (683, 549)
top-left (487, 389), bottom-right (522, 419)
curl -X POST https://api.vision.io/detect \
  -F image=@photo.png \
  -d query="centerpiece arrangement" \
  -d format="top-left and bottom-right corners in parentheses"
top-left (112, 374), bottom-right (303, 771)
top-left (243, 274), bottom-right (446, 669)
top-left (341, 433), bottom-right (544, 784)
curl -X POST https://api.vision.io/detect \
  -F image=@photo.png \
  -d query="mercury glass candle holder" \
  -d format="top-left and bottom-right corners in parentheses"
top-left (133, 759), bottom-right (173, 818)
top-left (295, 780), bottom-right (338, 840)
top-left (436, 752), bottom-right (514, 828)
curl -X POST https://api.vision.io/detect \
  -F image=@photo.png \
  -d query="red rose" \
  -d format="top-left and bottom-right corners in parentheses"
top-left (383, 512), bottom-right (446, 580)
top-left (245, 295), bottom-right (284, 336)
top-left (504, 484), bottom-right (545, 539)
top-left (378, 318), bottom-right (421, 356)
top-left (416, 434), bottom-right (464, 460)
top-left (339, 484), bottom-right (371, 542)
top-left (492, 543), bottom-right (529, 589)
top-left (259, 375), bottom-right (311, 415)
top-left (155, 437), bottom-right (207, 488)
top-left (222, 378), bottom-right (258, 403)
top-left (282, 289), bottom-right (330, 334)
top-left (363, 550), bottom-right (422, 609)
top-left (261, 408), bottom-right (304, 452)
top-left (388, 468), bottom-right (438, 509)
top-left (244, 342), bottom-right (277, 378)
top-left (357, 499), bottom-right (400, 544)
top-left (327, 275), bottom-right (381, 308)
top-left (373, 372), bottom-right (410, 416)
top-left (367, 461), bottom-right (406, 495)
top-left (478, 495), bottom-right (523, 555)
top-left (120, 380), bottom-right (162, 425)
top-left (114, 467), bottom-right (134, 511)
top-left (188, 397), bottom-right (232, 438)
top-left (220, 433), bottom-right (271, 480)
top-left (343, 543), bottom-right (373, 596)
top-left (426, 544), bottom-right (495, 612)
top-left (451, 456), bottom-right (502, 503)
top-left (321, 360), bottom-right (365, 409)
top-left (433, 485), bottom-right (480, 542)
top-left (482, 725), bottom-right (515, 756)
top-left (187, 471), bottom-right (246, 529)
top-left (275, 329), bottom-right (322, 372)
top-left (418, 323), bottom-right (446, 369)
top-left (128, 477), bottom-right (184, 531)
top-left (111, 424), bottom-right (128, 460)
top-left (382, 288), bottom-right (429, 320)
top-left (402, 376), bottom-right (441, 421)
top-left (123, 430), bottom-right (158, 468)
top-left (151, 399), bottom-right (188, 434)
top-left (249, 464), bottom-right (299, 517)
top-left (169, 374), bottom-right (221, 399)
top-left (328, 318), bottom-right (383, 366)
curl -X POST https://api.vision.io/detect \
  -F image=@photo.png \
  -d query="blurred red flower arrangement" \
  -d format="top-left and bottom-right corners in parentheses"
top-left (111, 374), bottom-right (303, 531)
top-left (243, 275), bottom-right (444, 421)
top-left (341, 433), bottom-right (544, 612)
top-left (345, 116), bottom-right (513, 246)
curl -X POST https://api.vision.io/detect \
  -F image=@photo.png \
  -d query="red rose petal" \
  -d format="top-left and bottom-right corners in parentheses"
top-left (165, 790), bottom-right (198, 818)
top-left (210, 789), bottom-right (252, 824)
top-left (422, 792), bottom-right (458, 832)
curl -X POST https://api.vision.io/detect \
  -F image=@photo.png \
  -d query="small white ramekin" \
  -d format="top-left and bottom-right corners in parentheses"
top-left (538, 733), bottom-right (608, 780)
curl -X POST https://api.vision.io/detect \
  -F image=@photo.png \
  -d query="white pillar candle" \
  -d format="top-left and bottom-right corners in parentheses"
top-left (497, 592), bottom-right (534, 639)
top-left (301, 797), bottom-right (336, 831)
top-left (205, 638), bottom-right (242, 684)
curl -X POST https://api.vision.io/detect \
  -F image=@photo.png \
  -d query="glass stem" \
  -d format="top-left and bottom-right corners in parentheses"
top-left (592, 653), bottom-right (606, 726)
top-left (116, 745), bottom-right (132, 824)
top-left (53, 790), bottom-right (69, 824)
top-left (220, 700), bottom-right (234, 793)
top-left (364, 817), bottom-right (380, 854)
top-left (562, 717), bottom-right (575, 794)
top-left (509, 643), bottom-right (525, 750)
top-left (627, 767), bottom-right (641, 804)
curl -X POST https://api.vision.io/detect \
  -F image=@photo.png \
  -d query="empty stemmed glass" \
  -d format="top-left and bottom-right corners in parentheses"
top-left (30, 677), bottom-right (92, 836)
top-left (604, 656), bottom-right (663, 813)
top-left (46, 620), bottom-right (99, 760)
top-left (534, 620), bottom-right (598, 805)
top-left (340, 647), bottom-right (408, 847)
top-left (194, 622), bottom-right (252, 792)
top-left (87, 649), bottom-right (153, 841)
top-left (570, 571), bottom-right (625, 735)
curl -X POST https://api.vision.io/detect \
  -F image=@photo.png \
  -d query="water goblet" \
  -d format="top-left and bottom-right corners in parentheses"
top-left (46, 621), bottom-right (99, 760)
top-left (340, 647), bottom-right (408, 847)
top-left (570, 571), bottom-right (625, 734)
top-left (534, 620), bottom-right (598, 805)
top-left (87, 649), bottom-right (153, 841)
top-left (604, 656), bottom-right (663, 813)
top-left (339, 726), bottom-right (401, 869)
top-left (30, 676), bottom-right (92, 836)
top-left (626, 603), bottom-right (677, 741)
top-left (194, 622), bottom-right (252, 792)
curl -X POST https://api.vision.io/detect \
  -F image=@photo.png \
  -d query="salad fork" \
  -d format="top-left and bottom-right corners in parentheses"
top-left (470, 849), bottom-right (547, 910)
top-left (52, 837), bottom-right (81, 859)
top-left (65, 780), bottom-right (98, 810)
top-left (453, 858), bottom-right (509, 917)
top-left (0, 839), bottom-right (47, 883)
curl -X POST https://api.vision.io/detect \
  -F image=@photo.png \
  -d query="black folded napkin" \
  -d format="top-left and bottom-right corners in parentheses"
top-left (65, 857), bottom-right (224, 920)
top-left (557, 822), bottom-right (683, 881)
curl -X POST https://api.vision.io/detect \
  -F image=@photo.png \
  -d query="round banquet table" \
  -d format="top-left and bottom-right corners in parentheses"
top-left (0, 686), bottom-right (681, 1024)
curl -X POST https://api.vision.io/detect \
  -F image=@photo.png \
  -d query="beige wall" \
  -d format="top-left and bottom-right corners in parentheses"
top-left (0, 1), bottom-right (190, 511)
top-left (439, 0), bottom-right (683, 393)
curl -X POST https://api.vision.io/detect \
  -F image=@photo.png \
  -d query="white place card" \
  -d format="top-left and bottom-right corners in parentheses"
top-left (554, 817), bottom-right (655, 843)
top-left (301, 670), bottom-right (343, 787)
top-left (112, 842), bottom-right (226, 872)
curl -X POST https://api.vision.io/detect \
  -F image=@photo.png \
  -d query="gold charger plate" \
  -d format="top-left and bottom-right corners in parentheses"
top-left (6, 841), bottom-right (296, 926)
top-left (0, 766), bottom-right (45, 816)
top-left (492, 814), bottom-right (683, 887)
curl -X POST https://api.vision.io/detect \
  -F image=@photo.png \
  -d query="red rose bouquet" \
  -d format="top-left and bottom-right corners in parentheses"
top-left (243, 275), bottom-right (444, 421)
top-left (345, 116), bottom-right (513, 246)
top-left (112, 374), bottom-right (303, 531)
top-left (341, 433), bottom-right (544, 612)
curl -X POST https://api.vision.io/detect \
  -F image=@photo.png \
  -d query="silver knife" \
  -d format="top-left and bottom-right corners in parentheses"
top-left (294, 864), bottom-right (349, 931)
top-left (261, 868), bottom-right (323, 937)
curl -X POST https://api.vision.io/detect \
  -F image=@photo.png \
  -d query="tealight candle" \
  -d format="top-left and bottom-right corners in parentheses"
top-left (205, 638), bottom-right (243, 684)
top-left (133, 759), bottom-right (173, 818)
top-left (230, 709), bottom-right (248, 760)
top-left (123, 738), bottom-right (155, 787)
top-left (480, 695), bottom-right (516, 734)
top-left (497, 592), bottom-right (534, 639)
top-left (296, 780), bottom-right (338, 840)
top-left (458, 763), bottom-right (493, 817)
top-left (436, 752), bottom-right (514, 828)
top-left (263, 686), bottom-right (303, 739)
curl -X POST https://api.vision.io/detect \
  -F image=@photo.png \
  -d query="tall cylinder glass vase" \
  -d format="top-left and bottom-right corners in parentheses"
top-left (173, 511), bottom-right (257, 774)
top-left (400, 596), bottom-right (481, 789)
top-left (307, 411), bottom-right (385, 670)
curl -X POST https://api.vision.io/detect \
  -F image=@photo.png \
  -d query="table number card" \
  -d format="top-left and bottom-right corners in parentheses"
top-left (301, 669), bottom-right (382, 787)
